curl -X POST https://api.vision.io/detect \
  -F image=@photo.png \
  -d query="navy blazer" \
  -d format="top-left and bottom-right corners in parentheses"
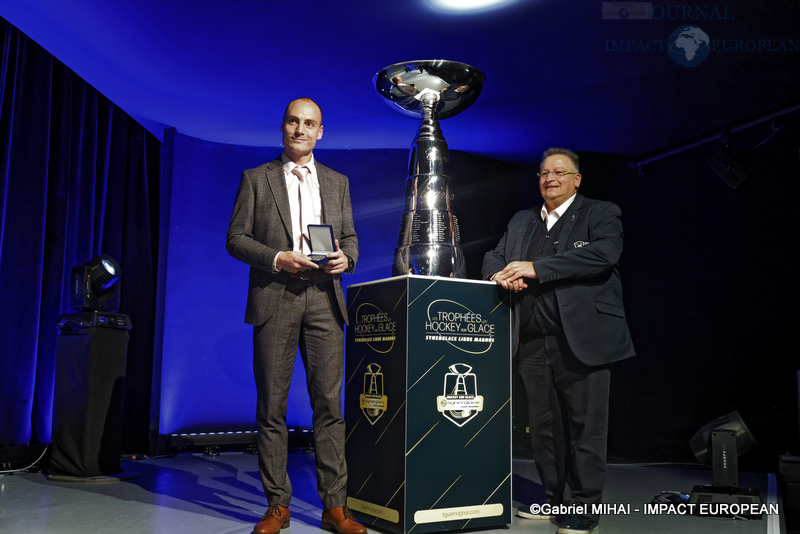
top-left (226, 156), bottom-right (359, 326)
top-left (482, 194), bottom-right (634, 366)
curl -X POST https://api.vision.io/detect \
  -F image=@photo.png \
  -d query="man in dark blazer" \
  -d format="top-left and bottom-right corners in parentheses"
top-left (226, 98), bottom-right (364, 534)
top-left (482, 148), bottom-right (634, 534)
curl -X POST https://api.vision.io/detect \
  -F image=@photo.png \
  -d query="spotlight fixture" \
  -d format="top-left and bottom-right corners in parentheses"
top-left (687, 411), bottom-right (763, 516)
top-left (69, 253), bottom-right (121, 312)
top-left (706, 151), bottom-right (748, 190)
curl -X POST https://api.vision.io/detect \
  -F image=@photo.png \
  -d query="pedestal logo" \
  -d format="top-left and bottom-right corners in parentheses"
top-left (437, 363), bottom-right (484, 427)
top-left (424, 299), bottom-right (495, 354)
top-left (353, 303), bottom-right (397, 353)
top-left (360, 363), bottom-right (388, 425)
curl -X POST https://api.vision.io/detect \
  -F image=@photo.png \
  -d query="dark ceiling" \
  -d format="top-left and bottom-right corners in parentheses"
top-left (3, 0), bottom-right (799, 161)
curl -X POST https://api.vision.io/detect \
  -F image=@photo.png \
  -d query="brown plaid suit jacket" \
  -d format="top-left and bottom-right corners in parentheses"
top-left (226, 156), bottom-right (359, 325)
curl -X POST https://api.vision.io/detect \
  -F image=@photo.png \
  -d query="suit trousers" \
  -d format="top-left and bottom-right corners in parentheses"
top-left (253, 279), bottom-right (347, 510)
top-left (518, 333), bottom-right (610, 521)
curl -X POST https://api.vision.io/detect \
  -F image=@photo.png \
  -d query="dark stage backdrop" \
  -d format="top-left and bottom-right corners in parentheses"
top-left (604, 121), bottom-right (800, 470)
top-left (0, 19), bottom-right (161, 458)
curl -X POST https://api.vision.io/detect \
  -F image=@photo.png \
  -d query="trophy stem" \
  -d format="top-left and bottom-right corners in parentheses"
top-left (393, 92), bottom-right (465, 278)
top-left (419, 92), bottom-right (439, 126)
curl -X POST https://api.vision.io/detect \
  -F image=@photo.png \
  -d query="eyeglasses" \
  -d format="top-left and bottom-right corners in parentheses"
top-left (537, 170), bottom-right (578, 179)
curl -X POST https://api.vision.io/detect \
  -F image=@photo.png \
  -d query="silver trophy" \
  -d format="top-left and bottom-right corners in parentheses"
top-left (373, 60), bottom-right (485, 278)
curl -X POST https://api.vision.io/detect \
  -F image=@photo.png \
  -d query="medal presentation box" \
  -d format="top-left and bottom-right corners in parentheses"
top-left (345, 275), bottom-right (511, 534)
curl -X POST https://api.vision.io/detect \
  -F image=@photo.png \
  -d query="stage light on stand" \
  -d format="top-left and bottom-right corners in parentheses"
top-left (49, 253), bottom-right (132, 479)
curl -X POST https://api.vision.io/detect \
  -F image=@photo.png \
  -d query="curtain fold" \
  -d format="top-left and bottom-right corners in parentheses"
top-left (0, 17), bottom-right (160, 453)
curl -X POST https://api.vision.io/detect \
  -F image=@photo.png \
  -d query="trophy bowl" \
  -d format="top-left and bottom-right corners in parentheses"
top-left (373, 60), bottom-right (485, 121)
top-left (373, 60), bottom-right (485, 278)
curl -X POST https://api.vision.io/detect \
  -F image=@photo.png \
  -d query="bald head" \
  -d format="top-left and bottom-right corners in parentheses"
top-left (280, 98), bottom-right (324, 165)
top-left (283, 97), bottom-right (322, 124)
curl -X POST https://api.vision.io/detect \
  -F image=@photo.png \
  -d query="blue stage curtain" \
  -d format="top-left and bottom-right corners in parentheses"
top-left (0, 18), bottom-right (160, 453)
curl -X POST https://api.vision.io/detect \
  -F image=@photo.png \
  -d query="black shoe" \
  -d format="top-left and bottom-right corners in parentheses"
top-left (516, 502), bottom-right (558, 524)
top-left (557, 514), bottom-right (599, 534)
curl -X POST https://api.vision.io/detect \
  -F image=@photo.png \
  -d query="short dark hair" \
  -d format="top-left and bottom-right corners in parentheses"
top-left (283, 97), bottom-right (323, 124)
top-left (541, 147), bottom-right (579, 172)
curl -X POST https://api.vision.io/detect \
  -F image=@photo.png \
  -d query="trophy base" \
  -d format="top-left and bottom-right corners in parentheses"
top-left (392, 245), bottom-right (465, 278)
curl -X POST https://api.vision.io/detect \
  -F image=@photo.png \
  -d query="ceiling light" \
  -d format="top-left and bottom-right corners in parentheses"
top-left (428, 0), bottom-right (516, 12)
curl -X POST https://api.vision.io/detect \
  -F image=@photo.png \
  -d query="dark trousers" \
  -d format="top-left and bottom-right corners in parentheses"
top-left (253, 279), bottom-right (347, 510)
top-left (518, 333), bottom-right (610, 520)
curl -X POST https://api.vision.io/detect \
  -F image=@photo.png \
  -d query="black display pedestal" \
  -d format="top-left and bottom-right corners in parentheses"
top-left (50, 315), bottom-right (130, 478)
top-left (345, 275), bottom-right (512, 534)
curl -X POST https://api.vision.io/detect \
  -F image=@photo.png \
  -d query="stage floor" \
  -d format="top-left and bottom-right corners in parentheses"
top-left (0, 451), bottom-right (785, 534)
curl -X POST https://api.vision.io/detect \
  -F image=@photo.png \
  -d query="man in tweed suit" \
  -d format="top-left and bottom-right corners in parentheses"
top-left (226, 98), bottom-right (364, 534)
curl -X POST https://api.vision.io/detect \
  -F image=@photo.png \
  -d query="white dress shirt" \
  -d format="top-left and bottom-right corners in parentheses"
top-left (272, 152), bottom-right (323, 271)
top-left (541, 192), bottom-right (577, 231)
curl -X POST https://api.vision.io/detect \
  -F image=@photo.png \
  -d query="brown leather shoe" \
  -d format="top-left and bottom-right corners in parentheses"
top-left (321, 506), bottom-right (366, 534)
top-left (254, 505), bottom-right (290, 534)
